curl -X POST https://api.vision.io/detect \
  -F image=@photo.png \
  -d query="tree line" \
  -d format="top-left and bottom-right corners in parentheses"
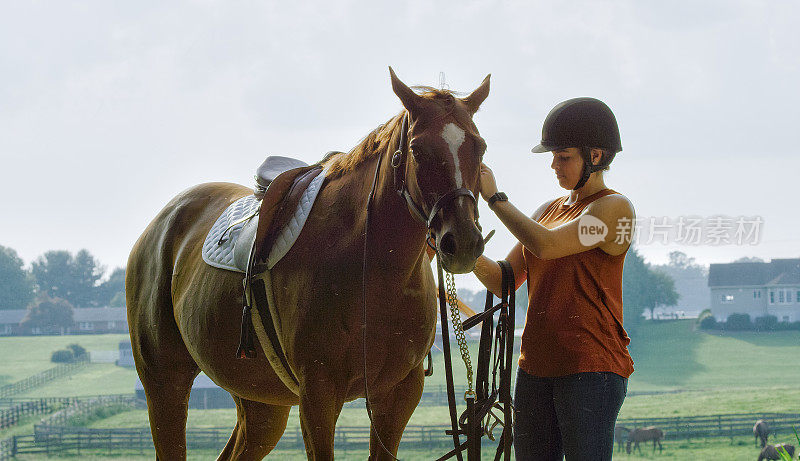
top-left (0, 245), bottom-right (125, 332)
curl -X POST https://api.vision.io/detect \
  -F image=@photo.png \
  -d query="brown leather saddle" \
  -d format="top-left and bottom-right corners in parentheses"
top-left (236, 155), bottom-right (333, 378)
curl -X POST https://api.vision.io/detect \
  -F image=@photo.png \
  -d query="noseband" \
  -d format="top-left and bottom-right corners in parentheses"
top-left (391, 114), bottom-right (479, 231)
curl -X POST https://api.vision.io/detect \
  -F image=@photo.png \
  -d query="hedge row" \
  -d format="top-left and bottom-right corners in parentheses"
top-left (699, 314), bottom-right (800, 331)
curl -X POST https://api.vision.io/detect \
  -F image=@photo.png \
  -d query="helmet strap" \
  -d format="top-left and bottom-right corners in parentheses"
top-left (573, 148), bottom-right (594, 190)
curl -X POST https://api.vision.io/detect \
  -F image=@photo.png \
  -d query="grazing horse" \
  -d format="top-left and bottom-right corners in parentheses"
top-left (758, 443), bottom-right (796, 461)
top-left (626, 426), bottom-right (664, 455)
top-left (126, 68), bottom-right (490, 460)
top-left (614, 425), bottom-right (631, 451)
top-left (755, 419), bottom-right (771, 448)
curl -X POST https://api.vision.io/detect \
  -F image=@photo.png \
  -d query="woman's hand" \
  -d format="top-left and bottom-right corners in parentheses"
top-left (479, 162), bottom-right (499, 201)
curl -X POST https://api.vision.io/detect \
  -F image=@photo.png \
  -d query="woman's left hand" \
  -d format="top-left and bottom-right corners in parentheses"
top-left (479, 162), bottom-right (499, 201)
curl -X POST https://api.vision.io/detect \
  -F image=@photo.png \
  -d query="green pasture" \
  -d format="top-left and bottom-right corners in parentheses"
top-left (0, 334), bottom-right (129, 386)
top-left (12, 437), bottom-right (794, 460)
top-left (627, 320), bottom-right (800, 392)
top-left (4, 320), bottom-right (800, 459)
top-left (5, 320), bottom-right (798, 398)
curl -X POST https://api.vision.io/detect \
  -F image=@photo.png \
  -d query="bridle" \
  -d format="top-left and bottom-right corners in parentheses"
top-left (362, 112), bottom-right (498, 460)
top-left (391, 114), bottom-right (480, 233)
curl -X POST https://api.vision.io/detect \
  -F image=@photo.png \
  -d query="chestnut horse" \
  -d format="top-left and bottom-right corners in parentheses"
top-left (126, 68), bottom-right (489, 460)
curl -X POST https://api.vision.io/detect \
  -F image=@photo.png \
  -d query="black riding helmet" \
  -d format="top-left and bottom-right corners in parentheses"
top-left (531, 97), bottom-right (622, 190)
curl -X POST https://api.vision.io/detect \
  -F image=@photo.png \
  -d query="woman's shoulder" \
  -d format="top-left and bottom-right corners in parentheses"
top-left (594, 190), bottom-right (634, 214)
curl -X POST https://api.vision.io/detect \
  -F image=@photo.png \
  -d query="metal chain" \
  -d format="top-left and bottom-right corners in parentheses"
top-left (445, 271), bottom-right (474, 400)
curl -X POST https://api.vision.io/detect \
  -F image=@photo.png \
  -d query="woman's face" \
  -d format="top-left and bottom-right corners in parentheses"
top-left (550, 148), bottom-right (585, 190)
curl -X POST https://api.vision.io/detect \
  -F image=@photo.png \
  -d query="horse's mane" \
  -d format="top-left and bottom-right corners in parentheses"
top-left (322, 87), bottom-right (475, 177)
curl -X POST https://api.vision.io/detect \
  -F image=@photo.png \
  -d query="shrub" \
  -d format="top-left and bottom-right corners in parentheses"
top-left (67, 343), bottom-right (87, 360)
top-left (725, 313), bottom-right (753, 331)
top-left (754, 315), bottom-right (779, 332)
top-left (699, 316), bottom-right (718, 330)
top-left (51, 349), bottom-right (74, 363)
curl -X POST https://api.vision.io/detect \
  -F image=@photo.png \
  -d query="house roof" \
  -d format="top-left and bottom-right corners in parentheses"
top-left (135, 373), bottom-right (220, 390)
top-left (0, 310), bottom-right (27, 325)
top-left (0, 307), bottom-right (127, 325)
top-left (709, 258), bottom-right (800, 287)
top-left (72, 307), bottom-right (127, 322)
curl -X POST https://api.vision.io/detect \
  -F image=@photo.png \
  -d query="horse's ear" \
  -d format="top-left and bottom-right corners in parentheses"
top-left (389, 67), bottom-right (424, 113)
top-left (461, 74), bottom-right (491, 114)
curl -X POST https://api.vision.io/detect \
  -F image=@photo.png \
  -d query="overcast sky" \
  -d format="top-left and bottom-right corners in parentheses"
top-left (1, 1), bottom-right (798, 289)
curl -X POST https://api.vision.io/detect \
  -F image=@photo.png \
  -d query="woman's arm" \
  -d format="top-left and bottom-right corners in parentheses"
top-left (473, 198), bottom-right (550, 296)
top-left (490, 194), bottom-right (634, 259)
top-left (480, 163), bottom-right (634, 260)
top-left (473, 242), bottom-right (527, 297)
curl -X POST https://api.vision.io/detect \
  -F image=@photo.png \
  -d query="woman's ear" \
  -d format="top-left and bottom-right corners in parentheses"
top-left (591, 148), bottom-right (605, 166)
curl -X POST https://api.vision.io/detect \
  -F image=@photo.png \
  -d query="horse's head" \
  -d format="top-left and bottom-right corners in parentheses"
top-left (389, 68), bottom-right (490, 274)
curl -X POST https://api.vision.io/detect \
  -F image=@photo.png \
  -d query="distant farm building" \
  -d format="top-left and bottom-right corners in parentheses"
top-left (709, 258), bottom-right (800, 322)
top-left (0, 307), bottom-right (128, 336)
top-left (135, 374), bottom-right (234, 409)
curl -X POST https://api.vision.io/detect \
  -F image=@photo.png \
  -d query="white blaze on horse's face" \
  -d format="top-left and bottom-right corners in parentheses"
top-left (440, 123), bottom-right (466, 188)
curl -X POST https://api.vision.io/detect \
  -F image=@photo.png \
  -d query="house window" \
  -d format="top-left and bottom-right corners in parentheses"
top-left (797, 290), bottom-right (800, 303)
top-left (721, 294), bottom-right (734, 304)
top-left (770, 290), bottom-right (776, 304)
top-left (753, 290), bottom-right (762, 299)
top-left (80, 322), bottom-right (93, 331)
top-left (779, 290), bottom-right (785, 303)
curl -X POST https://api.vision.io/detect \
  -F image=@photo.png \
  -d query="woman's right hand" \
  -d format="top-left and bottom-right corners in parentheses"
top-left (479, 163), bottom-right (499, 201)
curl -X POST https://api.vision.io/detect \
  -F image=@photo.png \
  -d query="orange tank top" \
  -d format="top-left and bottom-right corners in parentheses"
top-left (517, 188), bottom-right (634, 378)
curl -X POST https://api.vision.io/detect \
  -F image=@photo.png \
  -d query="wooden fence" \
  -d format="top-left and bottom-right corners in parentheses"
top-left (0, 398), bottom-right (75, 430)
top-left (0, 360), bottom-right (87, 399)
top-left (0, 412), bottom-right (794, 457)
top-left (617, 412), bottom-right (800, 441)
top-left (36, 394), bottom-right (141, 429)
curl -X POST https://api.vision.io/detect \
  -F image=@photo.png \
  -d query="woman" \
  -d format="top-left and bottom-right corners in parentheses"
top-left (474, 97), bottom-right (635, 460)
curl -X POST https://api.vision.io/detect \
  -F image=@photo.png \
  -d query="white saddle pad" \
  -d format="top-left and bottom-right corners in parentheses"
top-left (202, 168), bottom-right (328, 273)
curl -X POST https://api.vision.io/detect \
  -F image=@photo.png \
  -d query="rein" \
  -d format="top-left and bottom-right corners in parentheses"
top-left (362, 113), bottom-right (515, 461)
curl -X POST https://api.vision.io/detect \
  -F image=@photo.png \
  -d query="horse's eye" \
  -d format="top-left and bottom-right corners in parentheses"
top-left (411, 146), bottom-right (433, 163)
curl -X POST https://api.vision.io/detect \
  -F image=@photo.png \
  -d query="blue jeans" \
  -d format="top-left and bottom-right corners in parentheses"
top-left (513, 368), bottom-right (627, 461)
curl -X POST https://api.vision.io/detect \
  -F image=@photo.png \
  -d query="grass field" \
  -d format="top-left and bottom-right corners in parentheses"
top-left (11, 437), bottom-right (792, 460)
top-left (0, 334), bottom-right (129, 386)
top-left (4, 320), bottom-right (800, 459)
top-left (627, 320), bottom-right (800, 391)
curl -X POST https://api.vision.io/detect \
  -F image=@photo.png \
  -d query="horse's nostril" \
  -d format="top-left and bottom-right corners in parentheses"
top-left (440, 233), bottom-right (457, 256)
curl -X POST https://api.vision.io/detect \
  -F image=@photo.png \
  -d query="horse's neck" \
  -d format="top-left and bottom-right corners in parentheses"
top-left (362, 149), bottom-right (429, 275)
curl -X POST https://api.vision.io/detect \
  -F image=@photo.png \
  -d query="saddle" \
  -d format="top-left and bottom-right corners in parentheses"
top-left (233, 155), bottom-right (339, 395)
top-left (251, 157), bottom-right (324, 269)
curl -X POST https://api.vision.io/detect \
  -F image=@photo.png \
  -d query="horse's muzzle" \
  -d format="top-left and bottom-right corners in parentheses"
top-left (436, 223), bottom-right (484, 274)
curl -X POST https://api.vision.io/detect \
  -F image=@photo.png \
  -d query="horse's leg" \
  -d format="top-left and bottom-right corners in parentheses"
top-left (658, 437), bottom-right (663, 453)
top-left (298, 372), bottom-right (344, 460)
top-left (217, 395), bottom-right (291, 461)
top-left (129, 286), bottom-right (200, 459)
top-left (367, 366), bottom-right (425, 460)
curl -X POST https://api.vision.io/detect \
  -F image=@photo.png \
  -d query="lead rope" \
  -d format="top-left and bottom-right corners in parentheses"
top-left (444, 271), bottom-right (474, 400)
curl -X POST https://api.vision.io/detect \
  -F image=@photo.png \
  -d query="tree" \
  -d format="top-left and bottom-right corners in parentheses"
top-left (97, 267), bottom-right (125, 307)
top-left (623, 247), bottom-right (680, 329)
top-left (647, 269), bottom-right (679, 320)
top-left (0, 245), bottom-right (35, 309)
top-left (31, 250), bottom-right (104, 307)
top-left (734, 256), bottom-right (765, 263)
top-left (668, 250), bottom-right (696, 269)
top-left (20, 294), bottom-right (74, 334)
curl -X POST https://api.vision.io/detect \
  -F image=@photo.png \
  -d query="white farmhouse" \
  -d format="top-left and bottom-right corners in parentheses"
top-left (708, 258), bottom-right (800, 322)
